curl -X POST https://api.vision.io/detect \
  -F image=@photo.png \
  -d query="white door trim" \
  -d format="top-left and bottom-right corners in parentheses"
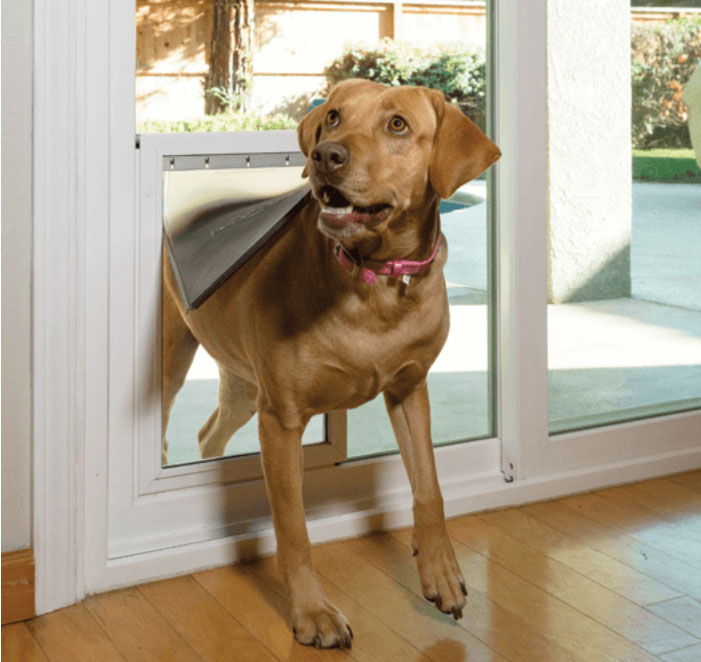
top-left (33, 0), bottom-right (90, 614)
top-left (493, 0), bottom-right (550, 480)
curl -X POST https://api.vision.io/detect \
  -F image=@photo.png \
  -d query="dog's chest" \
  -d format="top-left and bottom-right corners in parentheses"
top-left (292, 293), bottom-right (449, 412)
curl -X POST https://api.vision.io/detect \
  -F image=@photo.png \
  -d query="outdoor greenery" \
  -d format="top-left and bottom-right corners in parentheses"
top-left (136, 112), bottom-right (297, 134)
top-left (323, 40), bottom-right (487, 130)
top-left (632, 148), bottom-right (700, 182)
top-left (140, 9), bottom-right (701, 159)
top-left (632, 16), bottom-right (701, 148)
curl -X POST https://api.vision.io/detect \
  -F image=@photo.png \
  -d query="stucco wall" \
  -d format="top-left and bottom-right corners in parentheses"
top-left (2, 0), bottom-right (33, 552)
top-left (547, 0), bottom-right (632, 302)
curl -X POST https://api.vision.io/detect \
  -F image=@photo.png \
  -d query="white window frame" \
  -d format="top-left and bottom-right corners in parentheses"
top-left (33, 0), bottom-right (701, 615)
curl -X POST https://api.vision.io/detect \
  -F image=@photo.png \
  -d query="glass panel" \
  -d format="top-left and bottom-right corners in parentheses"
top-left (548, 5), bottom-right (701, 434)
top-left (346, 5), bottom-right (495, 458)
top-left (143, 0), bottom-right (496, 463)
top-left (165, 351), bottom-right (325, 466)
top-left (135, 0), bottom-right (388, 133)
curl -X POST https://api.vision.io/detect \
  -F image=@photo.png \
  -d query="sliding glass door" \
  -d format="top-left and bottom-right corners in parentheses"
top-left (547, 3), bottom-right (701, 434)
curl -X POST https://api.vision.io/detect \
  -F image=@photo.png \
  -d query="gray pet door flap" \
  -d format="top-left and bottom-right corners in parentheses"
top-left (162, 152), bottom-right (310, 311)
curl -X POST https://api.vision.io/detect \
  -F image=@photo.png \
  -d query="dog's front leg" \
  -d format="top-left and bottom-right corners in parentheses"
top-left (258, 409), bottom-right (353, 649)
top-left (384, 381), bottom-right (467, 620)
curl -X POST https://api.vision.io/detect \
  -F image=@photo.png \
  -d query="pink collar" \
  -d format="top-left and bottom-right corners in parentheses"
top-left (334, 221), bottom-right (441, 285)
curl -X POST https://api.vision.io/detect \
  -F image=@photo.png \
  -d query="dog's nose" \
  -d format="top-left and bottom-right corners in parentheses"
top-left (311, 142), bottom-right (349, 172)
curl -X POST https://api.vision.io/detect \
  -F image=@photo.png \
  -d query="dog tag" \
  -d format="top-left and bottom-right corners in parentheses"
top-left (402, 274), bottom-right (411, 286)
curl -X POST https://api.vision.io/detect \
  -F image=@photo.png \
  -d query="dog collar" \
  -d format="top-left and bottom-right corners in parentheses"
top-left (334, 221), bottom-right (441, 286)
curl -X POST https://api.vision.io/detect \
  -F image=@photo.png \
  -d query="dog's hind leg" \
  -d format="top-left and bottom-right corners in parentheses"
top-left (161, 286), bottom-right (199, 465)
top-left (197, 367), bottom-right (257, 459)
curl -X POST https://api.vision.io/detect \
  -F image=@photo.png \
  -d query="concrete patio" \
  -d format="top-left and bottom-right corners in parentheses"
top-left (165, 181), bottom-right (701, 465)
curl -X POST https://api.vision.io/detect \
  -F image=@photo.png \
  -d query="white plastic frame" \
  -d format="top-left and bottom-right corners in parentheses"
top-left (137, 132), bottom-right (346, 496)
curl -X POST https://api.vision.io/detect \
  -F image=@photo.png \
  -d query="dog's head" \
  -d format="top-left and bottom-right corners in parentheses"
top-left (298, 79), bottom-right (500, 242)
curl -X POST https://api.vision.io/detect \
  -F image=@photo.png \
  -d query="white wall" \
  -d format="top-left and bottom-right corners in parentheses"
top-left (547, 0), bottom-right (632, 303)
top-left (2, 0), bottom-right (34, 552)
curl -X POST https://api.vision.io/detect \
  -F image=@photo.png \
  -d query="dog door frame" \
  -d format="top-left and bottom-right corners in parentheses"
top-left (137, 131), bottom-right (347, 495)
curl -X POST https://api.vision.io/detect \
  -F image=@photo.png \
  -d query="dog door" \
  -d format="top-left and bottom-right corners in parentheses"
top-left (137, 133), bottom-right (346, 480)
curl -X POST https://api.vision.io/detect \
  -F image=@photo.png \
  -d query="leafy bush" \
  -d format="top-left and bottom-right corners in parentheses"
top-left (137, 112), bottom-right (297, 134)
top-left (323, 40), bottom-right (487, 130)
top-left (632, 17), bottom-right (701, 149)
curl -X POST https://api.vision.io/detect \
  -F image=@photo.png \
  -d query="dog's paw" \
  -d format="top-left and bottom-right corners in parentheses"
top-left (291, 600), bottom-right (353, 649)
top-left (414, 536), bottom-right (467, 621)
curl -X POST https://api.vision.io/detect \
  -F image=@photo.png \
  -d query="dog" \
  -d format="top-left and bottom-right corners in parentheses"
top-left (161, 79), bottom-right (500, 649)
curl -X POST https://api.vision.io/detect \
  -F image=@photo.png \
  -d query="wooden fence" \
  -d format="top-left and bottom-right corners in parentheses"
top-left (136, 0), bottom-right (700, 121)
top-left (136, 0), bottom-right (487, 119)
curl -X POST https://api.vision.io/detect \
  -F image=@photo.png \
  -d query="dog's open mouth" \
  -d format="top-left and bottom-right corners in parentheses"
top-left (318, 186), bottom-right (392, 224)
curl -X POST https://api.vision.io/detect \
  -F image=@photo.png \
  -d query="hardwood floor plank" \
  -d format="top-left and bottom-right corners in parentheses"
top-left (252, 555), bottom-right (432, 662)
top-left (9, 472), bottom-right (701, 661)
top-left (193, 560), bottom-right (351, 661)
top-left (138, 575), bottom-right (276, 662)
top-left (471, 510), bottom-right (697, 655)
top-left (560, 492), bottom-right (701, 568)
top-left (349, 531), bottom-right (588, 662)
top-left (1, 622), bottom-right (48, 662)
top-left (84, 586), bottom-right (200, 661)
top-left (659, 642), bottom-right (701, 662)
top-left (397, 525), bottom-right (653, 662)
top-left (446, 514), bottom-right (687, 659)
top-left (311, 539), bottom-right (506, 662)
top-left (606, 481), bottom-right (701, 521)
top-left (498, 506), bottom-right (681, 605)
top-left (521, 499), bottom-right (701, 601)
top-left (25, 604), bottom-right (124, 662)
top-left (666, 471), bottom-right (701, 495)
top-left (647, 597), bottom-right (701, 639)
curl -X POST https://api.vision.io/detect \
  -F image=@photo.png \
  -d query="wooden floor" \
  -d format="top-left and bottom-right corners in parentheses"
top-left (4, 471), bottom-right (701, 662)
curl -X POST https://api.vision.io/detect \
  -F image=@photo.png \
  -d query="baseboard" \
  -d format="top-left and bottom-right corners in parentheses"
top-left (2, 548), bottom-right (35, 624)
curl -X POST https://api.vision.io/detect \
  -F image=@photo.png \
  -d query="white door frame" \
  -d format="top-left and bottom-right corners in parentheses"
top-left (33, 0), bottom-right (701, 615)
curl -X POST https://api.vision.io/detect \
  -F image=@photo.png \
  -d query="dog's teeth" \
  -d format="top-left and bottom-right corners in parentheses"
top-left (322, 205), bottom-right (353, 215)
top-left (322, 191), bottom-right (330, 203)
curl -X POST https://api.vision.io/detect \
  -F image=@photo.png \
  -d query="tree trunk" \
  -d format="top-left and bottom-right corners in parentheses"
top-left (204, 0), bottom-right (255, 115)
top-left (232, 0), bottom-right (254, 112)
top-left (205, 1), bottom-right (234, 114)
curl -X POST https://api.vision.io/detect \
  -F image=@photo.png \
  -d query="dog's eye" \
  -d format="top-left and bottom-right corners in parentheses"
top-left (389, 116), bottom-right (409, 135)
top-left (326, 110), bottom-right (340, 128)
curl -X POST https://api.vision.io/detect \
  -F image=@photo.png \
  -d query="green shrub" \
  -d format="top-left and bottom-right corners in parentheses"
top-left (632, 17), bottom-right (701, 149)
top-left (137, 112), bottom-right (297, 134)
top-left (323, 40), bottom-right (487, 130)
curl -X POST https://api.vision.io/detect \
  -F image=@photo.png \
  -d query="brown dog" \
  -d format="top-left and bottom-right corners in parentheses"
top-left (162, 79), bottom-right (500, 649)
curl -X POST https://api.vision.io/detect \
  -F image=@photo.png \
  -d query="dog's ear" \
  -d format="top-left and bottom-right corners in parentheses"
top-left (428, 90), bottom-right (501, 199)
top-left (297, 101), bottom-right (327, 178)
